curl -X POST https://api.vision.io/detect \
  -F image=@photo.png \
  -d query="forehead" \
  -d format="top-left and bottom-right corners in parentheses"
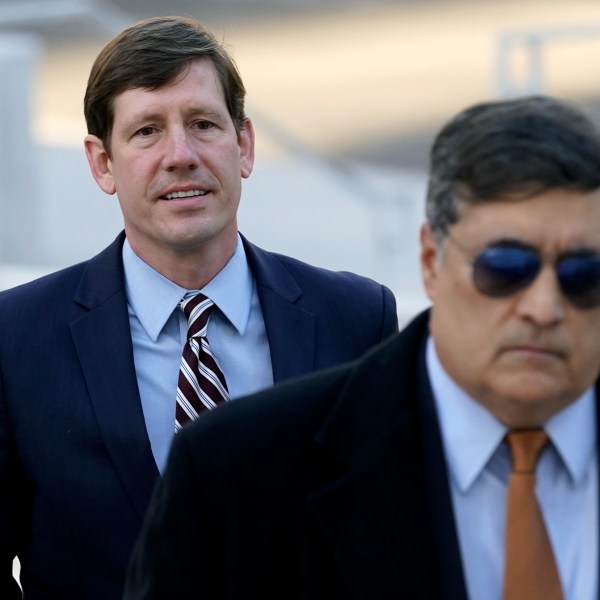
top-left (453, 187), bottom-right (600, 250)
top-left (112, 58), bottom-right (227, 121)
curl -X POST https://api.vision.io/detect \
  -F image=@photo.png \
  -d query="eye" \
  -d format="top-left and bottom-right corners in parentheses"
top-left (136, 126), bottom-right (156, 137)
top-left (194, 121), bottom-right (213, 131)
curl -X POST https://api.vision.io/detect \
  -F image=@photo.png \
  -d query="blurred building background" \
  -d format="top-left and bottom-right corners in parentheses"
top-left (2, 0), bottom-right (600, 322)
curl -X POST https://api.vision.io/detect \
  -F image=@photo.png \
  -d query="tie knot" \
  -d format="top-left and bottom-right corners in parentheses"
top-left (179, 293), bottom-right (215, 338)
top-left (505, 428), bottom-right (549, 474)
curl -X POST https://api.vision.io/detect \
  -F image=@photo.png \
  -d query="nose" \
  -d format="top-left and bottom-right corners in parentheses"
top-left (162, 129), bottom-right (198, 172)
top-left (515, 264), bottom-right (566, 325)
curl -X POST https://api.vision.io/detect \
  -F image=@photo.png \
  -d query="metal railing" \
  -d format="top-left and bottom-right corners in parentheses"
top-left (496, 24), bottom-right (600, 96)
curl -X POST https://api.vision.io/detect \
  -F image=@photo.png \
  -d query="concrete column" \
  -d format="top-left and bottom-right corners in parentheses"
top-left (0, 32), bottom-right (42, 264)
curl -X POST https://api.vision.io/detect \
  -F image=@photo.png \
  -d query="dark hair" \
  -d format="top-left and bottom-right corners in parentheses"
top-left (426, 95), bottom-right (600, 240)
top-left (84, 16), bottom-right (247, 156)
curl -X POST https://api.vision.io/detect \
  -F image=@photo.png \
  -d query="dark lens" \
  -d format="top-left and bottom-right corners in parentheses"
top-left (473, 246), bottom-right (540, 297)
top-left (557, 254), bottom-right (600, 309)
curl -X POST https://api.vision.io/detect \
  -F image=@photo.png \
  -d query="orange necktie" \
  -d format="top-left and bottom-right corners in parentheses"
top-left (503, 429), bottom-right (564, 600)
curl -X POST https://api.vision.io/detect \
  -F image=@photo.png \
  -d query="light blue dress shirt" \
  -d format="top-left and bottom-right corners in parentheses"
top-left (123, 236), bottom-right (273, 473)
top-left (426, 336), bottom-right (598, 600)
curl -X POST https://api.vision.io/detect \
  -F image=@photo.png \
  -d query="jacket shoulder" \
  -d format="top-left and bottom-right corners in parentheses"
top-left (271, 250), bottom-right (386, 292)
top-left (244, 238), bottom-right (395, 308)
top-left (0, 233), bottom-right (124, 314)
top-left (0, 262), bottom-right (87, 309)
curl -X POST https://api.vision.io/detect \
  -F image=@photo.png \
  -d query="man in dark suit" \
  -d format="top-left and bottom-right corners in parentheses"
top-left (0, 16), bottom-right (397, 600)
top-left (125, 95), bottom-right (600, 599)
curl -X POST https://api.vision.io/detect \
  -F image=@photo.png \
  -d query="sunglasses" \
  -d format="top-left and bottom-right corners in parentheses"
top-left (447, 237), bottom-right (600, 309)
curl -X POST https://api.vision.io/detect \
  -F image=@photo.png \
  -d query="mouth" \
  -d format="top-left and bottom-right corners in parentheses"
top-left (160, 189), bottom-right (209, 200)
top-left (503, 345), bottom-right (564, 360)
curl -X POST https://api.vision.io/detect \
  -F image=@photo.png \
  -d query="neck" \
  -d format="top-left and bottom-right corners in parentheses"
top-left (128, 234), bottom-right (238, 290)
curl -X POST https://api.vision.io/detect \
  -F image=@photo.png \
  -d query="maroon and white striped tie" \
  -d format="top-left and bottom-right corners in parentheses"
top-left (175, 293), bottom-right (229, 431)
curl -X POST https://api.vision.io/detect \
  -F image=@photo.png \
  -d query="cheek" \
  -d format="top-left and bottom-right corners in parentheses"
top-left (113, 158), bottom-right (155, 201)
top-left (430, 286), bottom-right (508, 384)
top-left (110, 159), bottom-right (135, 189)
top-left (432, 300), bottom-right (496, 364)
top-left (211, 143), bottom-right (244, 179)
top-left (571, 317), bottom-right (600, 376)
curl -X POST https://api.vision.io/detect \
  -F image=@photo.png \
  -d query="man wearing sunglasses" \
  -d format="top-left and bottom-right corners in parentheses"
top-left (125, 95), bottom-right (600, 599)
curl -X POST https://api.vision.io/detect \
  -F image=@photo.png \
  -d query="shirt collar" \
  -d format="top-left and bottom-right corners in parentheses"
top-left (200, 236), bottom-right (253, 336)
top-left (426, 336), bottom-right (596, 491)
top-left (545, 386), bottom-right (596, 485)
top-left (122, 235), bottom-right (253, 341)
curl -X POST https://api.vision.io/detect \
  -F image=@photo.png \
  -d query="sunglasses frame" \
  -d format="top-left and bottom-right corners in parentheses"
top-left (444, 233), bottom-right (600, 309)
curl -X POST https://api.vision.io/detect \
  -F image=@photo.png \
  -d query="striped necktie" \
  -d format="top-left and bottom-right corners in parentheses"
top-left (175, 292), bottom-right (229, 432)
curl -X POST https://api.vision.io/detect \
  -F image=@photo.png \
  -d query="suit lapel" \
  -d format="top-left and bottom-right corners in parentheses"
top-left (596, 384), bottom-right (600, 600)
top-left (242, 236), bottom-right (316, 382)
top-left (70, 234), bottom-right (159, 519)
top-left (309, 313), bottom-right (467, 599)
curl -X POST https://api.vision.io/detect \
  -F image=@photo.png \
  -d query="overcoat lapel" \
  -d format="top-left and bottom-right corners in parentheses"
top-left (69, 234), bottom-right (159, 519)
top-left (415, 339), bottom-right (469, 600)
top-left (309, 312), bottom-right (468, 599)
top-left (309, 429), bottom-right (443, 598)
top-left (242, 237), bottom-right (316, 382)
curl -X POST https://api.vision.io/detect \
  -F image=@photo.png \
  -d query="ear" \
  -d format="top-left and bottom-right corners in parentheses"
top-left (84, 134), bottom-right (116, 195)
top-left (420, 223), bottom-right (441, 301)
top-left (238, 118), bottom-right (255, 179)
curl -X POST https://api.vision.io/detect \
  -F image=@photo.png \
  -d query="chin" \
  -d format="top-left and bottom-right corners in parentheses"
top-left (495, 384), bottom-right (575, 425)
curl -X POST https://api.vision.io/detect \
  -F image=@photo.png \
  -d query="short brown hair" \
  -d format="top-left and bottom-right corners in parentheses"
top-left (84, 16), bottom-right (247, 155)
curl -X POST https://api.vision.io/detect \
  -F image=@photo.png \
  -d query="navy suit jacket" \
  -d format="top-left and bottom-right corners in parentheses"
top-left (0, 233), bottom-right (397, 600)
top-left (125, 309), bottom-right (600, 599)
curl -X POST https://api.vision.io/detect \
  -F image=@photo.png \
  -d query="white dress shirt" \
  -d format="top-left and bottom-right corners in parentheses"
top-left (426, 336), bottom-right (598, 600)
top-left (123, 235), bottom-right (273, 473)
